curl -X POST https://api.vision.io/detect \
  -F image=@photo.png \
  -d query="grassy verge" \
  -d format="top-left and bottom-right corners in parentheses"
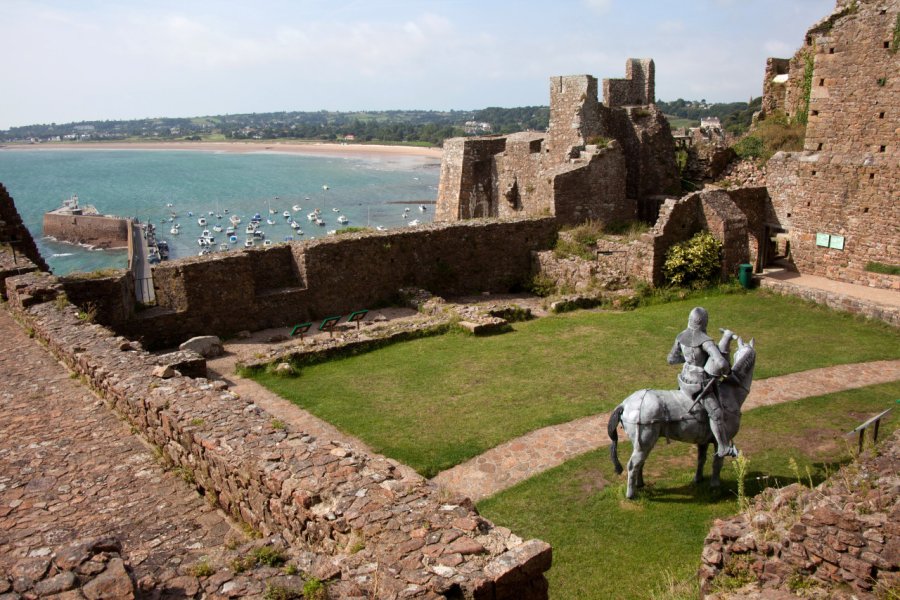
top-left (249, 291), bottom-right (900, 476)
top-left (478, 382), bottom-right (900, 600)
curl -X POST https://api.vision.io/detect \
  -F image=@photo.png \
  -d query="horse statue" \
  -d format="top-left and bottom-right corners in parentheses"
top-left (608, 335), bottom-right (756, 499)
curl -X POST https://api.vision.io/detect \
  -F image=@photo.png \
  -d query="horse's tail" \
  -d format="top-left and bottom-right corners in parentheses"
top-left (608, 404), bottom-right (625, 475)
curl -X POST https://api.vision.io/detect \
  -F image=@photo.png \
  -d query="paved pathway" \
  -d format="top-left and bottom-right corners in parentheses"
top-left (430, 360), bottom-right (900, 502)
top-left (0, 308), bottom-right (240, 584)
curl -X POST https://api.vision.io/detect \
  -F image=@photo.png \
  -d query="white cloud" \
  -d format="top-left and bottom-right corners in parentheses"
top-left (583, 0), bottom-right (613, 15)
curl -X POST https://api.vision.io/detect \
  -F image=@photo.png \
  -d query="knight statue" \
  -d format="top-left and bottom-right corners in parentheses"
top-left (667, 307), bottom-right (739, 458)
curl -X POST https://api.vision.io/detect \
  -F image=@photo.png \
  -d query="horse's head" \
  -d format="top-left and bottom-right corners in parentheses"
top-left (727, 337), bottom-right (756, 399)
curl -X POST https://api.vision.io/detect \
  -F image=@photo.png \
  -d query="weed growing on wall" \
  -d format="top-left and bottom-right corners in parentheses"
top-left (662, 231), bottom-right (723, 287)
top-left (796, 52), bottom-right (815, 126)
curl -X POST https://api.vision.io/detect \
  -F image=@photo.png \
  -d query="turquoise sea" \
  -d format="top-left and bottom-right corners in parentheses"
top-left (0, 148), bottom-right (440, 275)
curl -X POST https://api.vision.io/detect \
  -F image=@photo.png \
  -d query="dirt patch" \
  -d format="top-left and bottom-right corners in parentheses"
top-left (576, 468), bottom-right (609, 499)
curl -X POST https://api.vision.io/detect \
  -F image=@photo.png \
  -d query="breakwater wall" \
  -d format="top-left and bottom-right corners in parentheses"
top-left (42, 211), bottom-right (130, 249)
top-left (71, 218), bottom-right (558, 349)
top-left (6, 270), bottom-right (553, 599)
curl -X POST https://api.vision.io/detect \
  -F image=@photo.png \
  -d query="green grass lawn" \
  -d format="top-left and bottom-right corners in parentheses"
top-left (478, 382), bottom-right (900, 600)
top-left (250, 291), bottom-right (900, 476)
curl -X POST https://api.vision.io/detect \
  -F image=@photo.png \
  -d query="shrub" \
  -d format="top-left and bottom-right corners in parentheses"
top-left (732, 111), bottom-right (805, 163)
top-left (529, 274), bottom-right (557, 297)
top-left (663, 232), bottom-right (723, 288)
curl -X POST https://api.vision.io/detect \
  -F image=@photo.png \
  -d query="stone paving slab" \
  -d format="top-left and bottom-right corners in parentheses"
top-left (431, 359), bottom-right (900, 502)
top-left (0, 308), bottom-right (240, 585)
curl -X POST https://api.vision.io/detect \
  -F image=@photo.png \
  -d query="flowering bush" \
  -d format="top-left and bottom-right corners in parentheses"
top-left (663, 231), bottom-right (723, 287)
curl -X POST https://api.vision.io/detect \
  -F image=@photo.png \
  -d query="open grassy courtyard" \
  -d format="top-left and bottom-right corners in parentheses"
top-left (250, 290), bottom-right (900, 477)
top-left (478, 382), bottom-right (900, 599)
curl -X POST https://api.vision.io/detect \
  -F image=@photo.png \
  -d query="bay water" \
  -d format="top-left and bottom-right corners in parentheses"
top-left (0, 148), bottom-right (440, 275)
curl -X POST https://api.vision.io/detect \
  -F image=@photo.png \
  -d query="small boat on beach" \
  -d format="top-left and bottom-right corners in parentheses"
top-left (266, 218), bottom-right (276, 225)
top-left (198, 217), bottom-right (207, 226)
top-left (337, 215), bottom-right (349, 224)
top-left (408, 219), bottom-right (420, 227)
top-left (283, 210), bottom-right (291, 218)
top-left (244, 239), bottom-right (254, 248)
top-left (229, 235), bottom-right (238, 244)
top-left (292, 204), bottom-right (302, 212)
top-left (213, 224), bottom-right (223, 233)
top-left (229, 215), bottom-right (241, 226)
top-left (419, 204), bottom-right (427, 212)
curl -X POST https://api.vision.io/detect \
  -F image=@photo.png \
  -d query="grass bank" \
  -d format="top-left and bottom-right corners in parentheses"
top-left (249, 291), bottom-right (900, 477)
top-left (478, 382), bottom-right (900, 599)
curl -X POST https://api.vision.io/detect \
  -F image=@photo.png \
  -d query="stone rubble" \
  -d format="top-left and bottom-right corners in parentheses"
top-left (700, 429), bottom-right (900, 599)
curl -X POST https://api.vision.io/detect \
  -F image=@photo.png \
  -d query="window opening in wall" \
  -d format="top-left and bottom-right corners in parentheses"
top-left (817, 143), bottom-right (823, 151)
top-left (829, 47), bottom-right (835, 54)
top-left (811, 170), bottom-right (817, 176)
top-left (807, 202), bottom-right (811, 206)
top-left (819, 78), bottom-right (825, 86)
top-left (811, 110), bottom-right (819, 116)
top-left (869, 173), bottom-right (875, 180)
top-left (885, 41), bottom-right (891, 49)
top-left (864, 207), bottom-right (869, 213)
top-left (879, 112), bottom-right (886, 119)
top-left (879, 145), bottom-right (886, 152)
top-left (787, 213), bottom-right (792, 218)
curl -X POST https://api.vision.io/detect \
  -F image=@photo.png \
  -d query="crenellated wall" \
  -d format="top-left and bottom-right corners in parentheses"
top-left (602, 58), bottom-right (655, 107)
top-left (5, 271), bottom-right (553, 599)
top-left (435, 60), bottom-right (678, 227)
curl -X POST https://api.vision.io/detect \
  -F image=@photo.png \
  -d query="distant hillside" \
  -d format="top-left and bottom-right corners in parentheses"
top-left (1, 107), bottom-right (549, 146)
top-left (658, 97), bottom-right (762, 134)
top-left (1, 100), bottom-right (758, 145)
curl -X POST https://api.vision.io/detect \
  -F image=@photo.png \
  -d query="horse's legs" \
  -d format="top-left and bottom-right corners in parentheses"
top-left (694, 443), bottom-right (709, 484)
top-left (625, 427), bottom-right (658, 499)
top-left (625, 450), bottom-right (647, 499)
top-left (710, 453), bottom-right (725, 488)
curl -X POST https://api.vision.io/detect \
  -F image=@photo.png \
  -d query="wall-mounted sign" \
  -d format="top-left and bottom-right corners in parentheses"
top-left (816, 233), bottom-right (830, 247)
top-left (829, 235), bottom-right (844, 250)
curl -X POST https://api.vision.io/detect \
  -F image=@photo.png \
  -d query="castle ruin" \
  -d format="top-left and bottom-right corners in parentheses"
top-left (435, 59), bottom-right (679, 226)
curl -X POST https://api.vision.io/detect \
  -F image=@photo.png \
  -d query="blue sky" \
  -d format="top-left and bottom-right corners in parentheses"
top-left (1, 0), bottom-right (834, 129)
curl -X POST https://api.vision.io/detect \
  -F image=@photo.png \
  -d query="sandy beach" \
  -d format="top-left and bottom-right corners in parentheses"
top-left (1, 140), bottom-right (444, 161)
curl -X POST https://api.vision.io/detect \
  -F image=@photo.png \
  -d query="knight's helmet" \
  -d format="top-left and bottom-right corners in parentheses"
top-left (688, 307), bottom-right (708, 333)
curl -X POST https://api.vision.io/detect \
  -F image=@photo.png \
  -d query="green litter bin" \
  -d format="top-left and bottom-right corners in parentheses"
top-left (738, 264), bottom-right (753, 289)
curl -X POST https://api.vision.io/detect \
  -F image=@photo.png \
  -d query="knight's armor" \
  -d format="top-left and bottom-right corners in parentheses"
top-left (667, 307), bottom-right (738, 458)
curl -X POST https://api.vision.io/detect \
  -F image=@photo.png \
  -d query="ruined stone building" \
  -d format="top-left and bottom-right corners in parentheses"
top-left (435, 59), bottom-right (679, 226)
top-left (761, 0), bottom-right (899, 288)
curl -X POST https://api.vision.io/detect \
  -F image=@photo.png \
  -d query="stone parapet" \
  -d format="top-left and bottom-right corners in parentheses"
top-left (5, 270), bottom-right (552, 599)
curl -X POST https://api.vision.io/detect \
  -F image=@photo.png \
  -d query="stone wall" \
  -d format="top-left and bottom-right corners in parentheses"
top-left (606, 104), bottom-right (679, 199)
top-left (435, 137), bottom-right (508, 221)
top-left (700, 429), bottom-right (900, 598)
top-left (602, 58), bottom-right (655, 107)
top-left (69, 218), bottom-right (558, 349)
top-left (547, 142), bottom-right (629, 226)
top-left (761, 57), bottom-right (791, 115)
top-left (760, 276), bottom-right (900, 327)
top-left (5, 271), bottom-right (552, 599)
top-left (0, 182), bottom-right (48, 268)
top-left (762, 0), bottom-right (900, 288)
top-left (636, 190), bottom-right (751, 285)
top-left (42, 211), bottom-right (130, 249)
